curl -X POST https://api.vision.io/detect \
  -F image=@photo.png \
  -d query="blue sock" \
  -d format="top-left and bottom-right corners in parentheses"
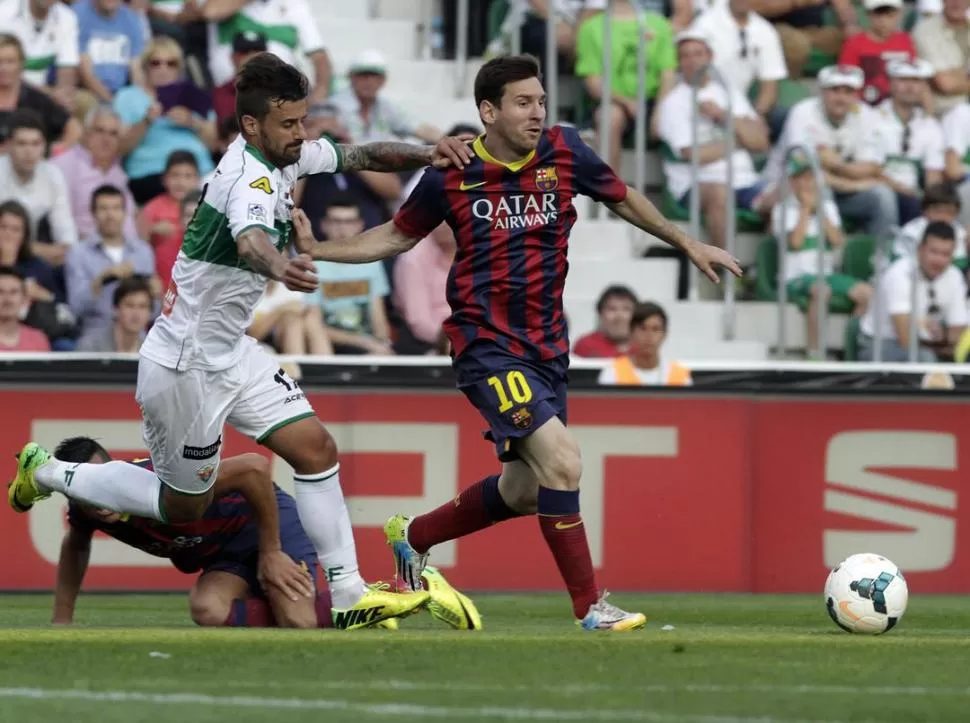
top-left (481, 474), bottom-right (520, 521)
top-left (537, 486), bottom-right (580, 516)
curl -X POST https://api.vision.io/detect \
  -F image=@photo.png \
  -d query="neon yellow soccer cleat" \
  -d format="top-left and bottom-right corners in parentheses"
top-left (384, 514), bottom-right (428, 592)
top-left (8, 443), bottom-right (52, 513)
top-left (421, 565), bottom-right (483, 631)
top-left (331, 587), bottom-right (429, 631)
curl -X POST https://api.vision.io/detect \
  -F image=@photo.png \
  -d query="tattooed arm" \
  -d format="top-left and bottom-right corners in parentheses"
top-left (236, 227), bottom-right (287, 280)
top-left (338, 135), bottom-right (474, 172)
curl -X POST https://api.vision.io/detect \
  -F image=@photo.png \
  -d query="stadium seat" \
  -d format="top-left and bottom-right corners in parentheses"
top-left (755, 237), bottom-right (779, 301)
top-left (842, 235), bottom-right (876, 282)
top-left (660, 188), bottom-right (767, 232)
top-left (843, 315), bottom-right (861, 361)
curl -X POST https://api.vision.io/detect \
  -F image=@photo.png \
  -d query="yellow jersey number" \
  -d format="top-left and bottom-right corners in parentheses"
top-left (486, 371), bottom-right (533, 412)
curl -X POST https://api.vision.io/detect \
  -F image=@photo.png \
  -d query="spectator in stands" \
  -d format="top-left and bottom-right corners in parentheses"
top-left (941, 101), bottom-right (970, 223)
top-left (0, 0), bottom-right (80, 112)
top-left (212, 31), bottom-right (266, 128)
top-left (143, 0), bottom-right (204, 45)
top-left (158, 188), bottom-right (201, 290)
top-left (498, 1), bottom-right (582, 64)
top-left (65, 184), bottom-right (157, 340)
top-left (838, 0), bottom-right (916, 106)
top-left (76, 274), bottom-right (151, 352)
top-left (53, 105), bottom-right (137, 241)
top-left (892, 182), bottom-right (967, 263)
top-left (914, 0), bottom-right (970, 116)
top-left (0, 34), bottom-right (80, 148)
top-left (748, 0), bottom-right (857, 78)
top-left (0, 109), bottom-right (78, 266)
top-left (767, 65), bottom-right (898, 239)
top-left (575, 0), bottom-right (676, 171)
top-left (114, 36), bottom-right (216, 205)
top-left (329, 50), bottom-right (443, 145)
top-left (572, 285), bottom-right (639, 358)
top-left (249, 280), bottom-right (333, 357)
top-left (774, 155), bottom-right (871, 358)
top-left (75, 0), bottom-right (146, 103)
top-left (874, 59), bottom-right (944, 224)
top-left (597, 302), bottom-right (692, 385)
top-left (0, 266), bottom-right (50, 351)
top-left (309, 197), bottom-right (394, 356)
top-left (0, 199), bottom-right (59, 303)
top-left (689, 0), bottom-right (789, 138)
top-left (392, 221), bottom-right (456, 355)
top-left (658, 32), bottom-right (770, 250)
top-left (138, 150), bottom-right (199, 279)
top-left (859, 221), bottom-right (968, 360)
top-left (202, 0), bottom-right (331, 104)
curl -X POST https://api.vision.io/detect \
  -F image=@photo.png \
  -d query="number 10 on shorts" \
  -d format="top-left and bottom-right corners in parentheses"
top-left (487, 371), bottom-right (533, 412)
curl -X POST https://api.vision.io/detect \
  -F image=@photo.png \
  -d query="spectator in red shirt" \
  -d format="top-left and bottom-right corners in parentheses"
top-left (838, 0), bottom-right (915, 106)
top-left (137, 150), bottom-right (199, 289)
top-left (572, 285), bottom-right (639, 358)
top-left (0, 266), bottom-right (50, 352)
top-left (212, 31), bottom-right (267, 128)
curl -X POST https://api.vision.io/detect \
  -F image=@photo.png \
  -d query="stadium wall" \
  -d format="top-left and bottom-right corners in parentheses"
top-left (0, 380), bottom-right (965, 594)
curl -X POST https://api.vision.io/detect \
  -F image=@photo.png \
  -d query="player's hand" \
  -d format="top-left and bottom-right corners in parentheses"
top-left (686, 240), bottom-right (743, 283)
top-left (258, 550), bottom-right (315, 601)
top-left (290, 209), bottom-right (316, 254)
top-left (282, 253), bottom-right (319, 293)
top-left (431, 135), bottom-right (475, 170)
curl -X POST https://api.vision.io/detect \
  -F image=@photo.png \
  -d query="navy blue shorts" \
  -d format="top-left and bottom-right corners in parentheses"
top-left (454, 343), bottom-right (569, 462)
top-left (203, 491), bottom-right (318, 598)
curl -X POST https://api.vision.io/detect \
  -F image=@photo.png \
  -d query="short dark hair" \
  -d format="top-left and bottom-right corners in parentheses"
top-left (0, 200), bottom-right (33, 265)
top-left (219, 114), bottom-right (240, 142)
top-left (923, 220), bottom-right (957, 245)
top-left (447, 123), bottom-right (481, 137)
top-left (54, 436), bottom-right (111, 464)
top-left (631, 301), bottom-right (668, 332)
top-left (325, 192), bottom-right (361, 215)
top-left (0, 34), bottom-right (24, 63)
top-left (474, 54), bottom-right (542, 109)
top-left (8, 108), bottom-right (46, 140)
top-left (235, 53), bottom-right (310, 123)
top-left (0, 265), bottom-right (25, 284)
top-left (164, 150), bottom-right (199, 174)
top-left (112, 275), bottom-right (152, 308)
top-left (922, 183), bottom-right (961, 211)
top-left (91, 184), bottom-right (126, 213)
top-left (596, 285), bottom-right (638, 314)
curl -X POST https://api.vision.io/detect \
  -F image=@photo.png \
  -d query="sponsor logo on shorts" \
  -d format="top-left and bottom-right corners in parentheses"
top-left (283, 393), bottom-right (306, 405)
top-left (510, 408), bottom-right (533, 430)
top-left (182, 436), bottom-right (222, 460)
top-left (196, 464), bottom-right (216, 484)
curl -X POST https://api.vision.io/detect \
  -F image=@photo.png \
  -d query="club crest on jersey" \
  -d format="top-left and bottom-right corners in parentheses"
top-left (249, 176), bottom-right (273, 194)
top-left (535, 166), bottom-right (559, 192)
top-left (510, 408), bottom-right (533, 430)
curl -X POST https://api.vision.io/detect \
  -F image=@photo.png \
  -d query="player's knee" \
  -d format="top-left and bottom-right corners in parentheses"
top-left (279, 421), bottom-right (339, 474)
top-left (274, 605), bottom-right (317, 629)
top-left (542, 441), bottom-right (582, 491)
top-left (190, 597), bottom-right (230, 627)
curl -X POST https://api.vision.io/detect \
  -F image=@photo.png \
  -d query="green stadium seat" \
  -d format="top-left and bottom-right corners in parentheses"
top-left (755, 236), bottom-right (780, 301)
top-left (842, 235), bottom-right (876, 281)
top-left (661, 187), bottom-right (768, 232)
top-left (843, 315), bottom-right (861, 361)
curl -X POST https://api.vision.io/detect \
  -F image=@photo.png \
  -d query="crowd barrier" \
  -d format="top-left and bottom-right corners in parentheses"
top-left (0, 357), bottom-right (966, 594)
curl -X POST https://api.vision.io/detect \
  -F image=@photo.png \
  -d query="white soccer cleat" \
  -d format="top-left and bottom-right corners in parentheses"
top-left (580, 591), bottom-right (646, 632)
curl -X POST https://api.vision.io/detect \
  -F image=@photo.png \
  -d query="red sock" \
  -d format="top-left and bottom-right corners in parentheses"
top-left (536, 487), bottom-right (599, 619)
top-left (224, 599), bottom-right (277, 627)
top-left (315, 588), bottom-right (334, 628)
top-left (408, 475), bottom-right (519, 554)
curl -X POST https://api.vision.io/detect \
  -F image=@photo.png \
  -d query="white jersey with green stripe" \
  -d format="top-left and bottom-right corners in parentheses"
top-left (139, 135), bottom-right (342, 372)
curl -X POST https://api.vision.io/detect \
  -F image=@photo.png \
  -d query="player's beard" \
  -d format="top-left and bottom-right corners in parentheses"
top-left (261, 130), bottom-right (302, 167)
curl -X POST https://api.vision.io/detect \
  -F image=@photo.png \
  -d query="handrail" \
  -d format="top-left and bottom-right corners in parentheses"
top-left (454, 0), bottom-right (469, 98)
top-left (773, 145), bottom-right (826, 358)
top-left (908, 238), bottom-right (921, 362)
top-left (689, 63), bottom-right (736, 339)
top-left (597, 0), bottom-right (615, 167)
top-left (632, 7), bottom-right (647, 196)
top-left (545, 6), bottom-right (559, 127)
top-left (869, 224), bottom-right (900, 363)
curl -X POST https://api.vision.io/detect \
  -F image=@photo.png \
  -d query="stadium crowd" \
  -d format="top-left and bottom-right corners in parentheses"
top-left (2, 0), bottom-right (970, 376)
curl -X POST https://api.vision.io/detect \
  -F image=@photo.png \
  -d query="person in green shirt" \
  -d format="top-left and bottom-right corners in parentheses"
top-left (575, 0), bottom-right (676, 171)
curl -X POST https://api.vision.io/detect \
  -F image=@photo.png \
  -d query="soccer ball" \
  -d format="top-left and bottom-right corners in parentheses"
top-left (823, 553), bottom-right (908, 634)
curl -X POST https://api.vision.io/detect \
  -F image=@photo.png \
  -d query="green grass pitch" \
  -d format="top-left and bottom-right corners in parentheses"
top-left (1, 593), bottom-right (969, 722)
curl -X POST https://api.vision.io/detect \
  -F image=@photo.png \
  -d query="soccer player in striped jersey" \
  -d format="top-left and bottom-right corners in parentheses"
top-left (297, 54), bottom-right (741, 630)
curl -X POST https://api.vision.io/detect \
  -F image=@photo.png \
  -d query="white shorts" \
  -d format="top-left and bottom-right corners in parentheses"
top-left (135, 338), bottom-right (315, 494)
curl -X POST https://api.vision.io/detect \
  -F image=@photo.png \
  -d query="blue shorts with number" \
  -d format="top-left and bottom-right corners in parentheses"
top-left (202, 490), bottom-right (318, 598)
top-left (454, 343), bottom-right (569, 462)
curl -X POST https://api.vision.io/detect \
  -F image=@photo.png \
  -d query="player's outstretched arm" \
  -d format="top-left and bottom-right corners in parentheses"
top-left (292, 210), bottom-right (420, 263)
top-left (236, 227), bottom-right (319, 293)
top-left (338, 135), bottom-right (473, 172)
top-left (52, 526), bottom-right (92, 624)
top-left (607, 186), bottom-right (743, 283)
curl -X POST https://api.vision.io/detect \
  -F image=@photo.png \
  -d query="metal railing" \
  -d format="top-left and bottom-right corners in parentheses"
top-left (689, 64), bottom-right (736, 340)
top-left (867, 225), bottom-right (899, 363)
top-left (774, 145), bottom-right (827, 358)
top-left (455, 0), bottom-right (469, 97)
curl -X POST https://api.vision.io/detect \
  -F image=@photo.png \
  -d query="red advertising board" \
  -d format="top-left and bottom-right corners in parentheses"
top-left (0, 389), bottom-right (964, 594)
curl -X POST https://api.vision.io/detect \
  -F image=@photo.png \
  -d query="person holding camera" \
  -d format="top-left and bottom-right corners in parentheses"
top-left (66, 184), bottom-right (159, 343)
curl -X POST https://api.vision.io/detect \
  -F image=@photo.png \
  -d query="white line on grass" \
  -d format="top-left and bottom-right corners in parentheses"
top-left (0, 687), bottom-right (846, 723)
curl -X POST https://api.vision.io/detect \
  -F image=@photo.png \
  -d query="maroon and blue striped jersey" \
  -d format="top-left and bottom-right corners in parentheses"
top-left (67, 459), bottom-right (254, 574)
top-left (394, 125), bottom-right (627, 361)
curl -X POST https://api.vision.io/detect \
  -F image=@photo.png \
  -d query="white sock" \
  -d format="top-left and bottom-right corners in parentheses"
top-left (293, 465), bottom-right (367, 609)
top-left (35, 459), bottom-right (163, 520)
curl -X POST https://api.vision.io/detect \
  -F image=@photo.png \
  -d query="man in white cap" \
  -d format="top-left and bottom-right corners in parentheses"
top-left (874, 59), bottom-right (944, 224)
top-left (913, 0), bottom-right (970, 116)
top-left (837, 0), bottom-right (916, 106)
top-left (328, 50), bottom-right (443, 147)
top-left (657, 31), bottom-right (770, 249)
top-left (766, 64), bottom-right (897, 239)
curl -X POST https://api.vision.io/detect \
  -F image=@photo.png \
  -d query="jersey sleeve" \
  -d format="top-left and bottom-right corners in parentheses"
top-left (227, 161), bottom-right (279, 239)
top-left (57, 7), bottom-right (80, 68)
top-left (296, 137), bottom-right (342, 177)
top-left (563, 126), bottom-right (628, 204)
top-left (393, 169), bottom-right (447, 239)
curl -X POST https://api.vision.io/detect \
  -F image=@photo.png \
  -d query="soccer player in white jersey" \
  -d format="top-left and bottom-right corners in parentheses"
top-left (9, 53), bottom-right (474, 628)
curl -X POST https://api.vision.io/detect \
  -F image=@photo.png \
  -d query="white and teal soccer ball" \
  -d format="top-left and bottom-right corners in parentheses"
top-left (824, 553), bottom-right (908, 634)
